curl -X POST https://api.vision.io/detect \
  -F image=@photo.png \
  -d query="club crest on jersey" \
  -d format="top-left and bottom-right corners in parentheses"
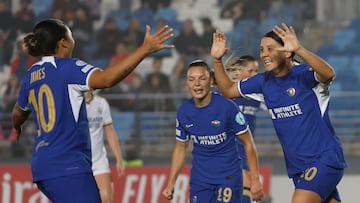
top-left (287, 88), bottom-right (296, 96)
top-left (211, 120), bottom-right (220, 127)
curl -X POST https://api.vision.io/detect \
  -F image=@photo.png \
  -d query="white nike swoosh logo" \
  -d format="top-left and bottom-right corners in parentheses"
top-left (185, 124), bottom-right (193, 128)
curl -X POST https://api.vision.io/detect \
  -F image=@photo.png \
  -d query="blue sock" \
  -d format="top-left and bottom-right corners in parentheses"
top-left (242, 187), bottom-right (252, 203)
top-left (242, 194), bottom-right (251, 203)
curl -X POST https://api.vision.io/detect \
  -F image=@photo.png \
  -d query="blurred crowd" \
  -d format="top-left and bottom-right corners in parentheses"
top-left (0, 0), bottom-right (315, 142)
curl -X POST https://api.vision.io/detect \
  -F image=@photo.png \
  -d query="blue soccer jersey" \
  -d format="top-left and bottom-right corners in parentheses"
top-left (232, 97), bottom-right (262, 134)
top-left (17, 56), bottom-right (99, 181)
top-left (176, 93), bottom-right (249, 184)
top-left (232, 97), bottom-right (262, 171)
top-left (237, 64), bottom-right (347, 177)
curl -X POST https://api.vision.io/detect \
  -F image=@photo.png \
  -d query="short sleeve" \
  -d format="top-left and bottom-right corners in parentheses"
top-left (17, 79), bottom-right (30, 111)
top-left (238, 73), bottom-right (265, 102)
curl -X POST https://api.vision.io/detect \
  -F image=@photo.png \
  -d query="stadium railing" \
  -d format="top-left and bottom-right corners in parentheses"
top-left (1, 91), bottom-right (359, 160)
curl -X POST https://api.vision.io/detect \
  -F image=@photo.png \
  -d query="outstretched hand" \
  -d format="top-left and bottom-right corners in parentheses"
top-left (211, 30), bottom-right (228, 62)
top-left (142, 25), bottom-right (174, 54)
top-left (273, 23), bottom-right (302, 52)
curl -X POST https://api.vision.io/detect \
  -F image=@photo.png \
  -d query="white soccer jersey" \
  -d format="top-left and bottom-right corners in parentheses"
top-left (86, 95), bottom-right (112, 170)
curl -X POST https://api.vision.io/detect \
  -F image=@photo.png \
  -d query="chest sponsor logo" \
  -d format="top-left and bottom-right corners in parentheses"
top-left (269, 103), bottom-right (303, 119)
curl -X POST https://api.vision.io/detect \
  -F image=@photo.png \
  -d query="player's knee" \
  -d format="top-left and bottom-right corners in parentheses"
top-left (292, 189), bottom-right (322, 203)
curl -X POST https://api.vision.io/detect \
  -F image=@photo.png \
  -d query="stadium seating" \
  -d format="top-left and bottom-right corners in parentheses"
top-left (316, 43), bottom-right (341, 59)
top-left (257, 17), bottom-right (280, 36)
top-left (139, 112), bottom-right (174, 141)
top-left (153, 7), bottom-right (178, 22)
top-left (132, 7), bottom-right (155, 31)
top-left (331, 29), bottom-right (357, 52)
top-left (106, 9), bottom-right (130, 30)
top-left (349, 17), bottom-right (360, 30)
top-left (112, 112), bottom-right (135, 141)
top-left (87, 57), bottom-right (109, 69)
top-left (329, 109), bottom-right (358, 137)
top-left (230, 19), bottom-right (258, 54)
top-left (326, 55), bottom-right (351, 72)
top-left (107, 8), bottom-right (130, 21)
top-left (350, 56), bottom-right (360, 79)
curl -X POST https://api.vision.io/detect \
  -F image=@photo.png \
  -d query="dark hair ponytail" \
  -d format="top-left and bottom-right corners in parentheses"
top-left (23, 19), bottom-right (68, 57)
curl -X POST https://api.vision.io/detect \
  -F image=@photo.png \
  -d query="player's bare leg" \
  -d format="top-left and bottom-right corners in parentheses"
top-left (95, 173), bottom-right (113, 203)
top-left (292, 189), bottom-right (322, 203)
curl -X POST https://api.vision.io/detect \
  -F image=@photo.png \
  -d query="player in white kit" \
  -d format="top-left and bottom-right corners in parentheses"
top-left (85, 90), bottom-right (125, 203)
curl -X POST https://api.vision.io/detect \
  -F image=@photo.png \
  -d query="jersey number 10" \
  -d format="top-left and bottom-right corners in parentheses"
top-left (29, 84), bottom-right (56, 136)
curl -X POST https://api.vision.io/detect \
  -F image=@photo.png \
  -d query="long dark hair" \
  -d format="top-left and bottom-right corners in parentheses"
top-left (23, 19), bottom-right (68, 57)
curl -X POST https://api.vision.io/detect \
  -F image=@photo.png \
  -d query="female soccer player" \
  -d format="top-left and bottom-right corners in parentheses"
top-left (224, 54), bottom-right (267, 203)
top-left (162, 60), bottom-right (263, 203)
top-left (211, 23), bottom-right (347, 203)
top-left (12, 18), bottom-right (173, 202)
top-left (85, 90), bottom-right (125, 203)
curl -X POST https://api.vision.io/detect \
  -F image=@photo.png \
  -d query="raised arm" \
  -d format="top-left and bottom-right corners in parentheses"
top-left (211, 31), bottom-right (241, 98)
top-left (273, 23), bottom-right (335, 83)
top-left (89, 25), bottom-right (174, 89)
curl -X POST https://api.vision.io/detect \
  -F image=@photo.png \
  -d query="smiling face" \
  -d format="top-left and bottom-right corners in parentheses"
top-left (260, 37), bottom-right (289, 76)
top-left (186, 65), bottom-right (212, 107)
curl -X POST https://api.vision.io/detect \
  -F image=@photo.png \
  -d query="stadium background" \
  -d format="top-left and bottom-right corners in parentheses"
top-left (0, 0), bottom-right (359, 202)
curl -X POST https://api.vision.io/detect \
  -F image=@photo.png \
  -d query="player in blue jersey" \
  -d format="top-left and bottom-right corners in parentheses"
top-left (211, 23), bottom-right (347, 203)
top-left (162, 60), bottom-right (263, 203)
top-left (224, 54), bottom-right (267, 203)
top-left (11, 18), bottom-right (174, 203)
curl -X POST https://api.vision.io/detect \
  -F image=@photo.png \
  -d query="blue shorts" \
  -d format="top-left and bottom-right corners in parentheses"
top-left (36, 173), bottom-right (101, 203)
top-left (292, 162), bottom-right (344, 202)
top-left (190, 175), bottom-right (242, 203)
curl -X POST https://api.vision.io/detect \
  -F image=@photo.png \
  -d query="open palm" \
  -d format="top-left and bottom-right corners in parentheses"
top-left (211, 31), bottom-right (228, 61)
top-left (273, 23), bottom-right (301, 52)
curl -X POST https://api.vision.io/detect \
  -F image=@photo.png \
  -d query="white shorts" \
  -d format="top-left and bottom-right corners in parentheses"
top-left (92, 152), bottom-right (111, 176)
